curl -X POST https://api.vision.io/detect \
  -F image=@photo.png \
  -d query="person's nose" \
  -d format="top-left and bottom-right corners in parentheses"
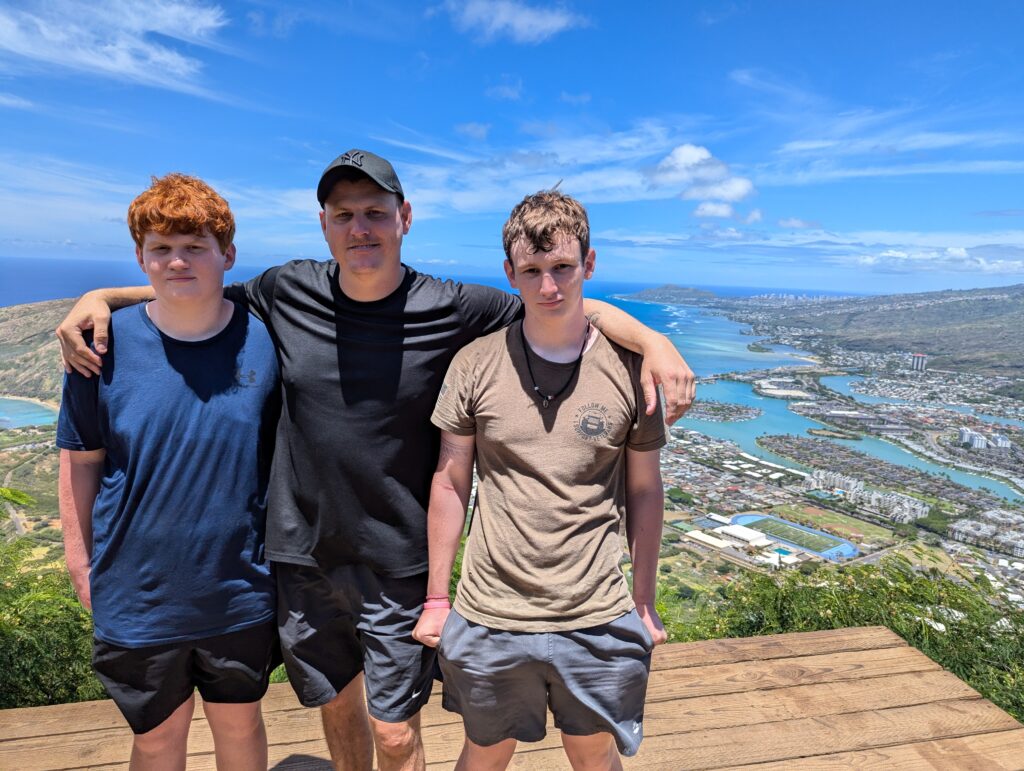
top-left (540, 272), bottom-right (558, 297)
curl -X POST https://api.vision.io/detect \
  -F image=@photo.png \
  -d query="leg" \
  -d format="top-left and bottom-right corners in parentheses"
top-left (203, 700), bottom-right (267, 771)
top-left (561, 732), bottom-right (622, 771)
top-left (129, 694), bottom-right (195, 771)
top-left (368, 711), bottom-right (424, 771)
top-left (320, 673), bottom-right (374, 771)
top-left (455, 736), bottom-right (517, 771)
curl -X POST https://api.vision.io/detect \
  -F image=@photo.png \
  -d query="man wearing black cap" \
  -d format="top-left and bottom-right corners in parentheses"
top-left (56, 149), bottom-right (695, 770)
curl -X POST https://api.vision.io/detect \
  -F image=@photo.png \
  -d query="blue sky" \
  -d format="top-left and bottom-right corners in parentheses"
top-left (2, 0), bottom-right (1024, 293)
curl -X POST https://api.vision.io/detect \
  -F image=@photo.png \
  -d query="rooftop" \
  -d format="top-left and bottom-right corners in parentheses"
top-left (1, 626), bottom-right (1021, 769)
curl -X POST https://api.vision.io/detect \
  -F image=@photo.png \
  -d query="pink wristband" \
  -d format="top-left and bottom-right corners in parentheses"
top-left (423, 600), bottom-right (451, 609)
top-left (425, 594), bottom-right (450, 601)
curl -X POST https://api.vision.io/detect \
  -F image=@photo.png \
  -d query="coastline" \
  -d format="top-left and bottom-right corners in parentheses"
top-left (0, 393), bottom-right (60, 413)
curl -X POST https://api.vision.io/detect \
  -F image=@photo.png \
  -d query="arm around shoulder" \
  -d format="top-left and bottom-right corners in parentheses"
top-left (582, 298), bottom-right (695, 424)
top-left (56, 286), bottom-right (153, 377)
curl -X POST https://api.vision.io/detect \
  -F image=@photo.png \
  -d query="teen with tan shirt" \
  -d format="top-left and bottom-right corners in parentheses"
top-left (414, 191), bottom-right (667, 771)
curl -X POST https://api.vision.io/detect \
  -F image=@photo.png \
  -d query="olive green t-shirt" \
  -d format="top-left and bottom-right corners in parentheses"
top-left (431, 321), bottom-right (666, 632)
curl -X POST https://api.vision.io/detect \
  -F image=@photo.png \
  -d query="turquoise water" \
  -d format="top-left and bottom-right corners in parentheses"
top-left (679, 379), bottom-right (1024, 503)
top-left (821, 375), bottom-right (1024, 428)
top-left (0, 397), bottom-right (57, 429)
top-left (609, 298), bottom-right (813, 378)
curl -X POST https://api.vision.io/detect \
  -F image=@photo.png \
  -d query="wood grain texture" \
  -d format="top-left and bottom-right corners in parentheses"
top-left (1, 629), bottom-right (1020, 771)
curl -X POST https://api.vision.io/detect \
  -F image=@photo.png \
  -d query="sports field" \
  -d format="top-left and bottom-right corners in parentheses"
top-left (744, 516), bottom-right (844, 553)
top-left (771, 504), bottom-right (895, 545)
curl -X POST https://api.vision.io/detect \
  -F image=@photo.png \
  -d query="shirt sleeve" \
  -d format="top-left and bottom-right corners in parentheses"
top-left (625, 353), bottom-right (668, 452)
top-left (56, 370), bottom-right (104, 451)
top-left (457, 282), bottom-right (523, 337)
top-left (224, 265), bottom-right (281, 326)
top-left (431, 344), bottom-right (478, 436)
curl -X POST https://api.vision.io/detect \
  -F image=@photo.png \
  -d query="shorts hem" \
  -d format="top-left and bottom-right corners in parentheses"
top-left (366, 699), bottom-right (429, 723)
top-left (293, 685), bottom-right (341, 709)
top-left (555, 725), bottom-right (640, 757)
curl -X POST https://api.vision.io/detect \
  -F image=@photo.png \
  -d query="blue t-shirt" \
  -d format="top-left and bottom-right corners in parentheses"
top-left (57, 302), bottom-right (279, 647)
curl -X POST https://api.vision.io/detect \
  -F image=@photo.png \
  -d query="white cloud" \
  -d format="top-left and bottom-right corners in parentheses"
top-left (0, 0), bottom-right (228, 97)
top-left (745, 208), bottom-right (763, 224)
top-left (649, 144), bottom-right (755, 204)
top-left (485, 76), bottom-right (523, 101)
top-left (560, 91), bottom-right (591, 105)
top-left (440, 0), bottom-right (587, 44)
top-left (683, 176), bottom-right (754, 202)
top-left (0, 92), bottom-right (34, 110)
top-left (779, 217), bottom-right (817, 229)
top-left (455, 122), bottom-right (492, 141)
top-left (694, 202), bottom-right (734, 218)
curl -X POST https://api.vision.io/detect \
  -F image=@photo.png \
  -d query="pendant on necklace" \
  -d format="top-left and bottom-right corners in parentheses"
top-left (542, 398), bottom-right (549, 408)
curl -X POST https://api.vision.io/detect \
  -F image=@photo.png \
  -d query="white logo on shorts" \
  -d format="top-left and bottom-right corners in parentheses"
top-left (411, 689), bottom-right (423, 700)
top-left (632, 721), bottom-right (641, 734)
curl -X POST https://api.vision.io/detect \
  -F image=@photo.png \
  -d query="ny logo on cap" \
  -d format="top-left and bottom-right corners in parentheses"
top-left (340, 151), bottom-right (364, 167)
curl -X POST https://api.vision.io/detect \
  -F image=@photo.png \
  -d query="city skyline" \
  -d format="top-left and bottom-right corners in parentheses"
top-left (2, 0), bottom-right (1023, 292)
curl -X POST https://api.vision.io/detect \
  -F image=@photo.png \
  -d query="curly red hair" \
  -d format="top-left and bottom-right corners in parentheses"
top-left (127, 173), bottom-right (235, 252)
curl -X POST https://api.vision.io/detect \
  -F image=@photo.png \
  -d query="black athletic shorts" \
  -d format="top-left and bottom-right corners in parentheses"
top-left (92, 620), bottom-right (280, 734)
top-left (276, 562), bottom-right (436, 722)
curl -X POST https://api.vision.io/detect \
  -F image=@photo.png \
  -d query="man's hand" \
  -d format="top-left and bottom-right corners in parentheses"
top-left (56, 291), bottom-right (114, 377)
top-left (636, 602), bottom-right (667, 647)
top-left (640, 335), bottom-right (696, 424)
top-left (69, 566), bottom-right (92, 612)
top-left (412, 606), bottom-right (450, 648)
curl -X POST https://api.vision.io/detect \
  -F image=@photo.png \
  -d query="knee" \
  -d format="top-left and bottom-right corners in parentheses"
top-left (372, 719), bottom-right (417, 758)
top-left (133, 718), bottom-right (190, 756)
top-left (206, 703), bottom-right (265, 741)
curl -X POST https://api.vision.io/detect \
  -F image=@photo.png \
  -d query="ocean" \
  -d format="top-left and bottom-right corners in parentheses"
top-left (1, 256), bottom-right (1017, 501)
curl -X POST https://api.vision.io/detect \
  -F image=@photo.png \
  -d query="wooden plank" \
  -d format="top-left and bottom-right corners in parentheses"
top-left (491, 700), bottom-right (1019, 765)
top-left (651, 626), bottom-right (904, 671)
top-left (733, 728), bottom-right (1024, 770)
top-left (620, 699), bottom-right (1021, 769)
top-left (0, 629), bottom-right (904, 741)
top-left (0, 699), bottom-right (126, 741)
top-left (647, 645), bottom-right (939, 701)
top-left (642, 670), bottom-right (979, 733)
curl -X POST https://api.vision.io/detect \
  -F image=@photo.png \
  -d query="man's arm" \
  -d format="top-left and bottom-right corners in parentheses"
top-left (58, 448), bottom-right (105, 611)
top-left (582, 298), bottom-right (695, 425)
top-left (411, 431), bottom-right (476, 648)
top-left (625, 447), bottom-right (668, 647)
top-left (56, 287), bottom-right (154, 376)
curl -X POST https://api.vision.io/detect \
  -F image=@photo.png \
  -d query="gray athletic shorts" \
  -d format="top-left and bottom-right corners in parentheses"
top-left (275, 562), bottom-right (435, 722)
top-left (438, 608), bottom-right (654, 756)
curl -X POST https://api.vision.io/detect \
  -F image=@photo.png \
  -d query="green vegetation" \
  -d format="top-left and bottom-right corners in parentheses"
top-left (916, 508), bottom-right (951, 537)
top-left (0, 538), bottom-right (104, 708)
top-left (771, 503), bottom-right (895, 545)
top-left (717, 283), bottom-right (1024, 377)
top-left (666, 487), bottom-right (694, 506)
top-left (993, 381), bottom-right (1024, 402)
top-left (659, 555), bottom-right (1024, 722)
top-left (743, 516), bottom-right (843, 553)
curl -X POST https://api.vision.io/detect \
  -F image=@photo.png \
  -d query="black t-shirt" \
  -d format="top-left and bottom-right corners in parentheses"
top-left (226, 260), bottom-right (521, 576)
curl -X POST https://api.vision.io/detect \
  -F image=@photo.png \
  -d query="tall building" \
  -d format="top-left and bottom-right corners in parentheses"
top-left (911, 353), bottom-right (927, 371)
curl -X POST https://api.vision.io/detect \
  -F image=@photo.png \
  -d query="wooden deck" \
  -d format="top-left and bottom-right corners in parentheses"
top-left (2, 626), bottom-right (1022, 769)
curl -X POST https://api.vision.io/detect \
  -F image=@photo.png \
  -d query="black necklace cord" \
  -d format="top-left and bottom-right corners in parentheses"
top-left (520, 320), bottom-right (591, 408)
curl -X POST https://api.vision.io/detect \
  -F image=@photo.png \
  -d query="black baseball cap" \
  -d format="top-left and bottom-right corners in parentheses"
top-left (317, 149), bottom-right (404, 207)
